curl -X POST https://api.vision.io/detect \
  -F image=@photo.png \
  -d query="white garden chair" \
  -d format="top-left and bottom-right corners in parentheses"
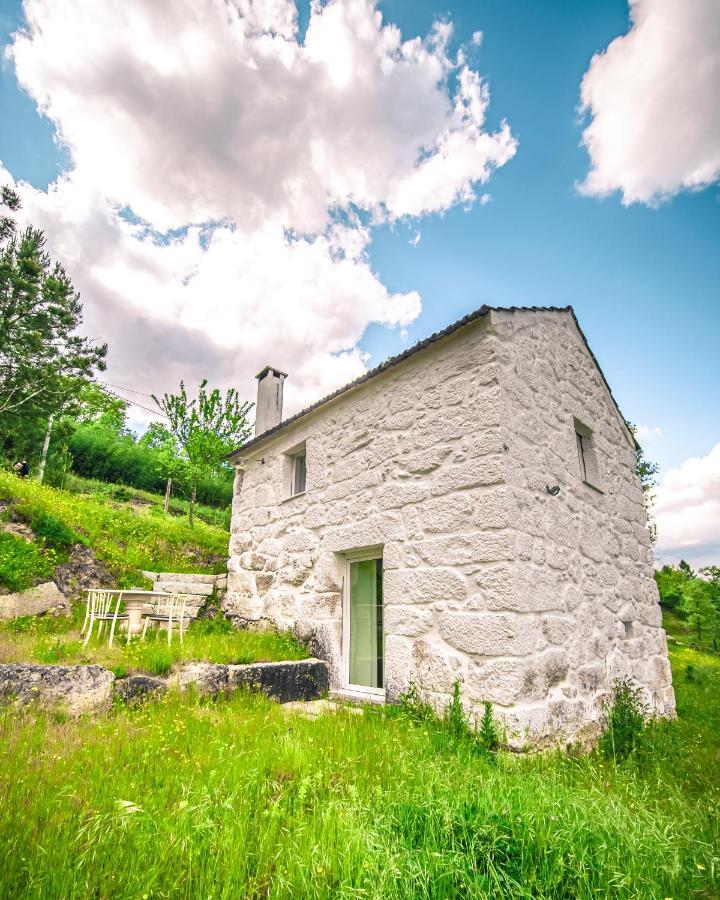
top-left (82, 590), bottom-right (129, 647)
top-left (140, 593), bottom-right (187, 645)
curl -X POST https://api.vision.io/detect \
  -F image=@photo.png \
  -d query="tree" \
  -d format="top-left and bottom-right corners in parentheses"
top-left (151, 380), bottom-right (252, 526)
top-left (0, 185), bottom-right (107, 451)
top-left (655, 563), bottom-right (692, 611)
top-left (627, 423), bottom-right (660, 545)
top-left (680, 577), bottom-right (720, 651)
top-left (138, 422), bottom-right (188, 512)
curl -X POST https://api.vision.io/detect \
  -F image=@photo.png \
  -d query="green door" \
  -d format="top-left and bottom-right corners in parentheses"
top-left (348, 558), bottom-right (384, 689)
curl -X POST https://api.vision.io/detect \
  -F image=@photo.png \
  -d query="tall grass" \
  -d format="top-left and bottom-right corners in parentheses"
top-left (0, 612), bottom-right (308, 675)
top-left (0, 623), bottom-right (718, 898)
top-left (0, 472), bottom-right (228, 586)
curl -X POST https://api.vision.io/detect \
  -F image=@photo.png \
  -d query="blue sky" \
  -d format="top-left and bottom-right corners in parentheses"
top-left (1, 0), bottom-right (719, 561)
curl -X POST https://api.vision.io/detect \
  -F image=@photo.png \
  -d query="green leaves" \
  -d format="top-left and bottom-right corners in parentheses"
top-left (152, 379), bottom-right (252, 525)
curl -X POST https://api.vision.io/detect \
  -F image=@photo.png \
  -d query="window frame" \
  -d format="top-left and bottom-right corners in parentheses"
top-left (291, 450), bottom-right (306, 497)
top-left (573, 417), bottom-right (603, 493)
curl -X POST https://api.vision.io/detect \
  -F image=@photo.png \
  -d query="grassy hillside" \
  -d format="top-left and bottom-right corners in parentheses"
top-left (0, 472), bottom-right (229, 591)
top-left (0, 614), bottom-right (717, 898)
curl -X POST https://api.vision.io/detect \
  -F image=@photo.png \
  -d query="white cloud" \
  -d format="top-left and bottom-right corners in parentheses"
top-left (4, 0), bottom-right (515, 414)
top-left (471, 31), bottom-right (483, 46)
top-left (636, 424), bottom-right (662, 443)
top-left (654, 443), bottom-right (720, 567)
top-left (578, 0), bottom-right (720, 205)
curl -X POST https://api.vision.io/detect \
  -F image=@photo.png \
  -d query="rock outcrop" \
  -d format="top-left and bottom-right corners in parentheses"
top-left (0, 664), bottom-right (114, 714)
top-left (0, 581), bottom-right (69, 619)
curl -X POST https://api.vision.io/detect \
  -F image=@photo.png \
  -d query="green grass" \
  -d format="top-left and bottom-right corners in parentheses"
top-left (0, 610), bottom-right (308, 676)
top-left (0, 472), bottom-right (229, 588)
top-left (0, 532), bottom-right (56, 592)
top-left (63, 473), bottom-right (232, 529)
top-left (0, 614), bottom-right (718, 898)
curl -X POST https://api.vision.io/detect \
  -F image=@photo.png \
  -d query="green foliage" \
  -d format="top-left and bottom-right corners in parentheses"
top-left (478, 701), bottom-right (500, 752)
top-left (0, 532), bottom-right (54, 592)
top-left (599, 677), bottom-right (648, 762)
top-left (443, 679), bottom-right (475, 742)
top-left (152, 379), bottom-right (252, 525)
top-left (0, 471), bottom-right (228, 587)
top-left (655, 563), bottom-right (691, 611)
top-left (0, 186), bottom-right (106, 425)
top-left (19, 503), bottom-right (80, 550)
top-left (0, 627), bottom-right (718, 898)
top-left (68, 424), bottom-right (233, 508)
top-left (680, 576), bottom-right (720, 651)
top-left (626, 422), bottom-right (660, 544)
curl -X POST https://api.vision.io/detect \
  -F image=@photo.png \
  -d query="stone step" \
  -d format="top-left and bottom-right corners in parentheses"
top-left (154, 573), bottom-right (217, 585)
top-left (154, 581), bottom-right (215, 596)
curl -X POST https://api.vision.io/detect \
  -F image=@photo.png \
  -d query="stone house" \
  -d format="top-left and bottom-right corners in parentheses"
top-left (225, 305), bottom-right (674, 746)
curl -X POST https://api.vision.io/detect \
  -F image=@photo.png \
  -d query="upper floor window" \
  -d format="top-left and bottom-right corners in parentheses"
top-left (574, 418), bottom-right (602, 492)
top-left (292, 450), bottom-right (307, 496)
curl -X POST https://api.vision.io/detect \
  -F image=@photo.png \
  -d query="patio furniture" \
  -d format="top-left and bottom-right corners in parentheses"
top-left (82, 590), bottom-right (129, 647)
top-left (141, 594), bottom-right (187, 645)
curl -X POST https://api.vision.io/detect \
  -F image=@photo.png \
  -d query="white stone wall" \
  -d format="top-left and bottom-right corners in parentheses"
top-left (226, 308), bottom-right (674, 747)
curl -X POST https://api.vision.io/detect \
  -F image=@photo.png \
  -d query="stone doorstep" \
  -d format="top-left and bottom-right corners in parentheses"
top-left (154, 581), bottom-right (215, 597)
top-left (283, 699), bottom-right (363, 718)
top-left (329, 688), bottom-right (386, 706)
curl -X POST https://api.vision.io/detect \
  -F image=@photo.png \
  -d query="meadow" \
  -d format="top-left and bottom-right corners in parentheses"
top-left (0, 615), bottom-right (717, 899)
top-left (0, 472), bottom-right (229, 591)
top-left (0, 611), bottom-right (308, 676)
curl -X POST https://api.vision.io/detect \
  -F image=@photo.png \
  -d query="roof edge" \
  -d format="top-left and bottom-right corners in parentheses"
top-left (229, 303), bottom-right (638, 460)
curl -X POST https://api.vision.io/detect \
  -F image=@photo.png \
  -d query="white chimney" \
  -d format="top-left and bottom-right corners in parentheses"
top-left (254, 365), bottom-right (287, 436)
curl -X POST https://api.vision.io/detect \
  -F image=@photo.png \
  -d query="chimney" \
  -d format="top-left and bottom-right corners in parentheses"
top-left (254, 365), bottom-right (287, 436)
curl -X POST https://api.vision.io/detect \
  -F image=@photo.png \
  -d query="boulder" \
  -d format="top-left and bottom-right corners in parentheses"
top-left (114, 674), bottom-right (167, 704)
top-left (228, 658), bottom-right (329, 703)
top-left (0, 581), bottom-right (69, 619)
top-left (0, 664), bottom-right (114, 714)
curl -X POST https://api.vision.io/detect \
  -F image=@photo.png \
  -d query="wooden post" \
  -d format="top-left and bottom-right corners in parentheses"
top-left (163, 477), bottom-right (172, 513)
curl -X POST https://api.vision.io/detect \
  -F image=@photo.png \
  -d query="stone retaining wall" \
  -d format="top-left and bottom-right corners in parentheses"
top-left (0, 658), bottom-right (327, 715)
top-left (141, 571), bottom-right (228, 620)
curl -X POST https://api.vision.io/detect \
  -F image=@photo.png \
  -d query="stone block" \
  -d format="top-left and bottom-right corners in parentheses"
top-left (228, 658), bottom-right (329, 703)
top-left (430, 457), bottom-right (504, 496)
top-left (420, 494), bottom-right (473, 533)
top-left (384, 567), bottom-right (467, 604)
top-left (411, 639), bottom-right (462, 693)
top-left (384, 605), bottom-right (433, 637)
top-left (115, 674), bottom-right (167, 704)
top-left (0, 581), bottom-right (69, 619)
top-left (0, 664), bottom-right (114, 714)
top-left (439, 612), bottom-right (537, 656)
top-left (414, 532), bottom-right (512, 566)
top-left (377, 482), bottom-right (428, 510)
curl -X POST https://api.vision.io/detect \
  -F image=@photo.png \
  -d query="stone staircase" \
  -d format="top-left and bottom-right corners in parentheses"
top-left (141, 571), bottom-right (227, 619)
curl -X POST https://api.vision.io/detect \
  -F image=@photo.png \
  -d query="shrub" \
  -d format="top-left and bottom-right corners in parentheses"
top-left (0, 533), bottom-right (54, 592)
top-left (600, 677), bottom-right (648, 762)
top-left (26, 507), bottom-right (80, 549)
top-left (478, 701), bottom-right (500, 752)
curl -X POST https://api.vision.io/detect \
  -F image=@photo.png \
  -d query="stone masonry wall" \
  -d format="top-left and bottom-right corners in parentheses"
top-left (225, 308), bottom-right (673, 747)
top-left (464, 309), bottom-right (674, 745)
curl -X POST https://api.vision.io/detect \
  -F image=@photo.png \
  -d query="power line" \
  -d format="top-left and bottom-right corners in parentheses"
top-left (98, 379), bottom-right (156, 400)
top-left (102, 387), bottom-right (168, 420)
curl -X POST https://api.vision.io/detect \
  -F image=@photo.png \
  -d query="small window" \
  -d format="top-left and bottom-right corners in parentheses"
top-left (292, 451), bottom-right (306, 496)
top-left (573, 418), bottom-right (602, 491)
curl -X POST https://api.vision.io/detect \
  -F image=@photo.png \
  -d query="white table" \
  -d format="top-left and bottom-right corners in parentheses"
top-left (101, 590), bottom-right (170, 636)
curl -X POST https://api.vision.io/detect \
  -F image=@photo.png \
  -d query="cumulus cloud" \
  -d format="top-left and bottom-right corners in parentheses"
top-left (578, 0), bottom-right (720, 205)
top-left (636, 424), bottom-right (662, 443)
top-left (4, 0), bottom-right (515, 415)
top-left (654, 443), bottom-right (720, 567)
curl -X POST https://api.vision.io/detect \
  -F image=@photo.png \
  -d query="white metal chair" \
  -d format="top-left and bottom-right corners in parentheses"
top-left (82, 590), bottom-right (129, 647)
top-left (140, 593), bottom-right (187, 645)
